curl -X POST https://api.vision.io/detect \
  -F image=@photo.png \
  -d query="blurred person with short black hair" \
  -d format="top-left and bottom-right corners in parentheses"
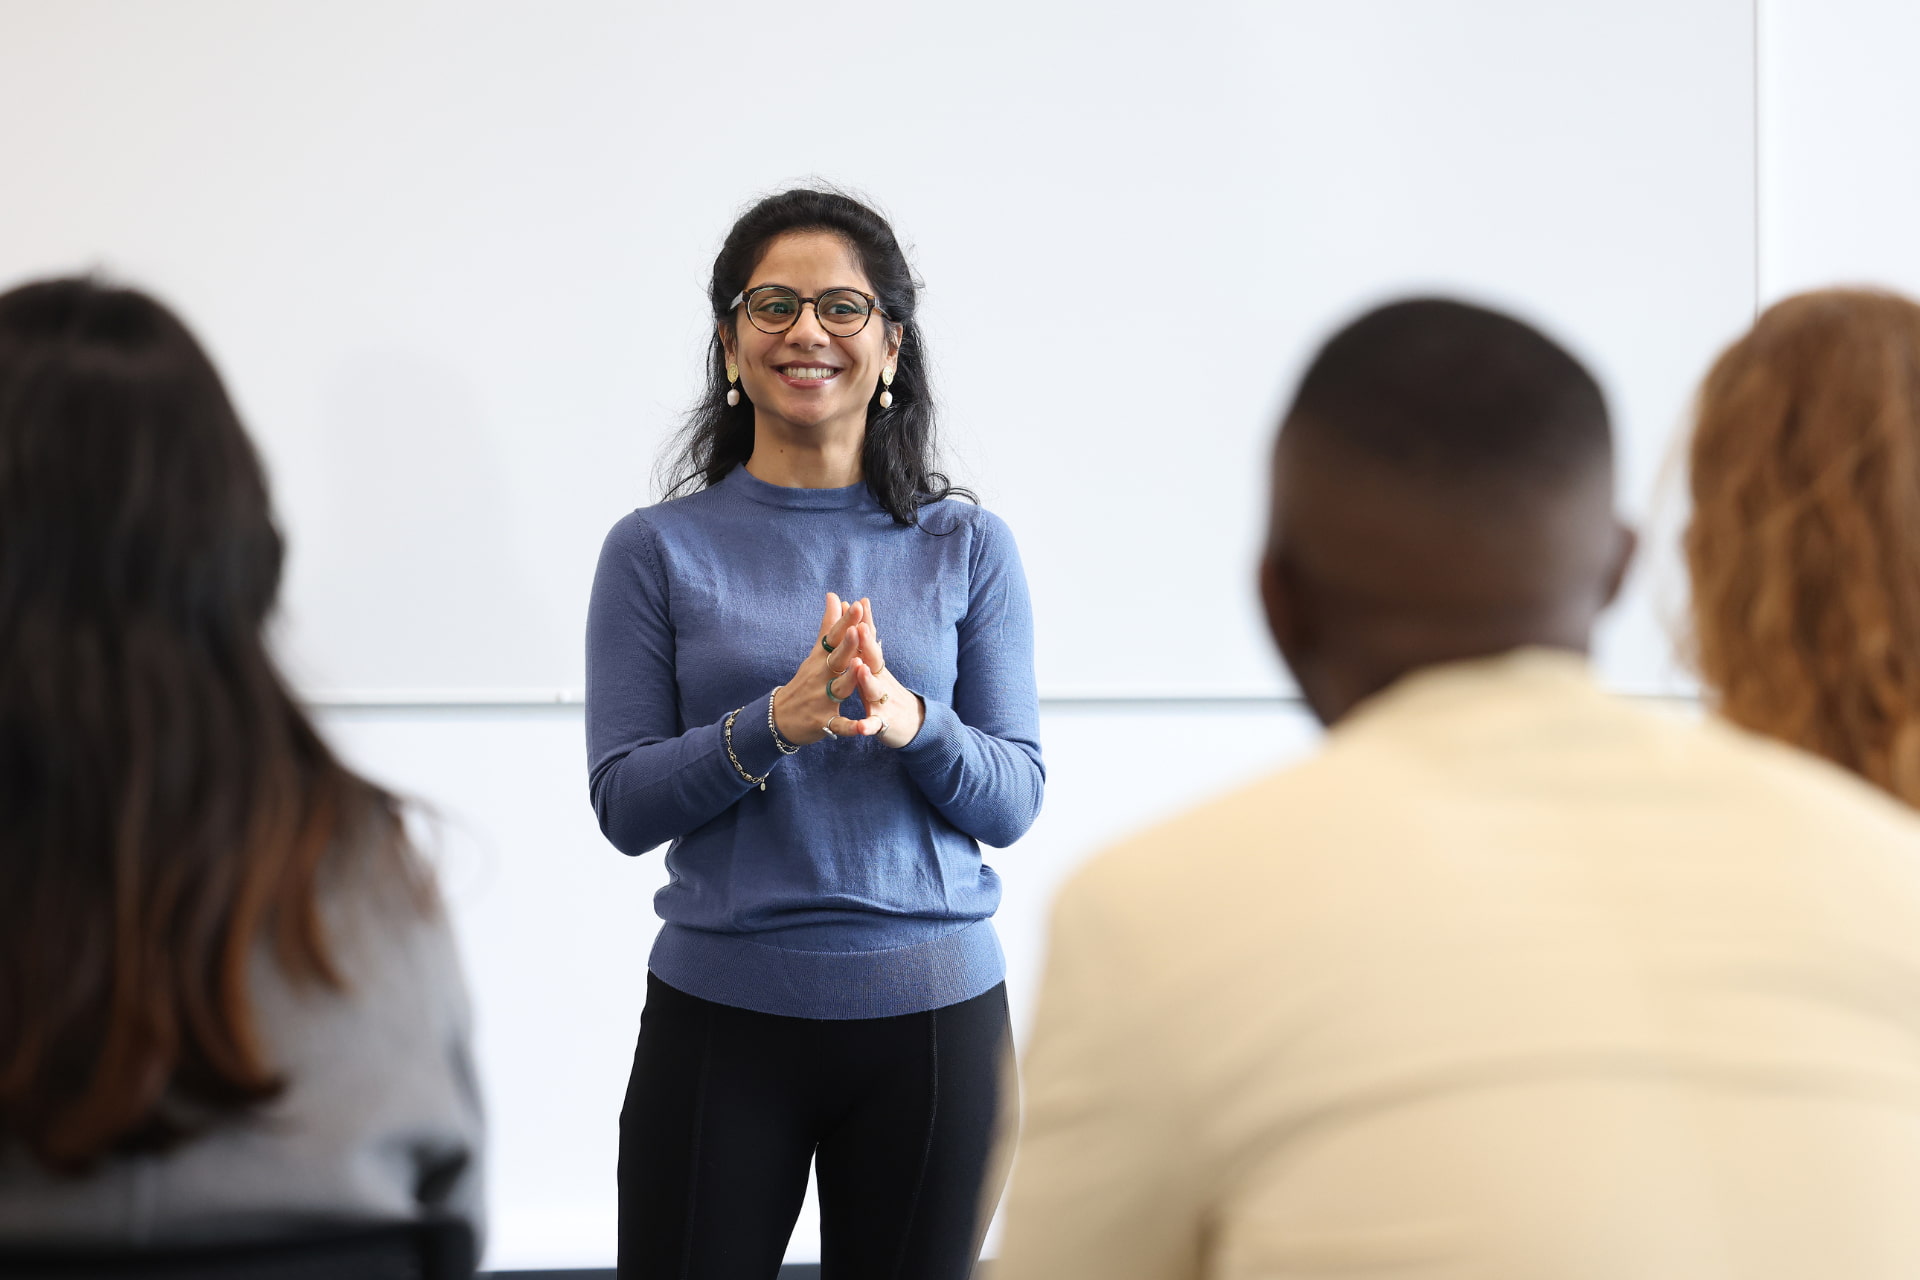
top-left (995, 299), bottom-right (1920, 1280)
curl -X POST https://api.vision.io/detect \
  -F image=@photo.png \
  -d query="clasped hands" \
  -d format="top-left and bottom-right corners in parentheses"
top-left (773, 593), bottom-right (923, 749)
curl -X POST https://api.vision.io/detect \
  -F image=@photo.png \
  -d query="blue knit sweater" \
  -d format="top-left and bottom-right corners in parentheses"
top-left (585, 465), bottom-right (1045, 1019)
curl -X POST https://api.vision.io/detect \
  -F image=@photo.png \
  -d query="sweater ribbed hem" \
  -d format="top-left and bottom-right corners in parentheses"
top-left (647, 919), bottom-right (1005, 1020)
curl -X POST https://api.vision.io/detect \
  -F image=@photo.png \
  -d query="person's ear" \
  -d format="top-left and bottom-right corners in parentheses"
top-left (719, 321), bottom-right (738, 365)
top-left (885, 321), bottom-right (903, 363)
top-left (1601, 519), bottom-right (1637, 610)
top-left (1259, 550), bottom-right (1297, 655)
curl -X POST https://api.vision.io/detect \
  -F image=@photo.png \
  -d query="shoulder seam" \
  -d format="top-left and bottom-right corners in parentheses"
top-left (610, 509), bottom-right (672, 605)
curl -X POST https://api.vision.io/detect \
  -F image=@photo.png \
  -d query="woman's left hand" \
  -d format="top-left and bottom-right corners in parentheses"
top-left (837, 597), bottom-right (924, 749)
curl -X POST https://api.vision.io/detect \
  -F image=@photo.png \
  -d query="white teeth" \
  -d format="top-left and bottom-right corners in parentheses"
top-left (784, 366), bottom-right (836, 379)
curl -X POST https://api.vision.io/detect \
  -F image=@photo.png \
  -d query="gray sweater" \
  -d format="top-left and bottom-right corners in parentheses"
top-left (0, 859), bottom-right (483, 1246)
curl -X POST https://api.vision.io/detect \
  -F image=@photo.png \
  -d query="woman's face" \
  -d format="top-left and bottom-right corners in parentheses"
top-left (722, 230), bottom-right (901, 443)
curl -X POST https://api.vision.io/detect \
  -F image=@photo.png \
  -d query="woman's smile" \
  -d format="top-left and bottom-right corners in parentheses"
top-left (775, 363), bottom-right (842, 387)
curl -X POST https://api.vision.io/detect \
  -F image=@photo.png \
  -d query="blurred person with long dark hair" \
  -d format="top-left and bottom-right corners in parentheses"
top-left (0, 278), bottom-right (482, 1244)
top-left (1688, 287), bottom-right (1920, 807)
top-left (996, 299), bottom-right (1920, 1280)
top-left (587, 188), bottom-right (1043, 1279)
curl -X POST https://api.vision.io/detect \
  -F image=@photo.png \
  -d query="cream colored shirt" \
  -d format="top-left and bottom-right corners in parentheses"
top-left (996, 650), bottom-right (1920, 1280)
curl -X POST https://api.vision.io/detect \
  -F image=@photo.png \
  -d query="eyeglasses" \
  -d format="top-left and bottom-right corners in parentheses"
top-left (729, 284), bottom-right (885, 337)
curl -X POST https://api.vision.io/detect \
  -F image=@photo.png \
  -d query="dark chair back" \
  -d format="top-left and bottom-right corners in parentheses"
top-left (0, 1218), bottom-right (475, 1280)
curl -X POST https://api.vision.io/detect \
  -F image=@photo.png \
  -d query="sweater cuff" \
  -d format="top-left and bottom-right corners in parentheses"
top-left (725, 690), bottom-right (790, 780)
top-left (895, 694), bottom-right (967, 773)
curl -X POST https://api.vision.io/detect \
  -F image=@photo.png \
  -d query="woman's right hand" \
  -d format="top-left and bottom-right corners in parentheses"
top-left (773, 593), bottom-right (886, 745)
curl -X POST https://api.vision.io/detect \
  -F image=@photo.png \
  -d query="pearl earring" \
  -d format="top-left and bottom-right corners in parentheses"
top-left (879, 366), bottom-right (895, 409)
top-left (725, 363), bottom-right (740, 407)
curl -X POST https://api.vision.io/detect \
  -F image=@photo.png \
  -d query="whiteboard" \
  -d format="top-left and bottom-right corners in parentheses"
top-left (0, 0), bottom-right (1754, 700)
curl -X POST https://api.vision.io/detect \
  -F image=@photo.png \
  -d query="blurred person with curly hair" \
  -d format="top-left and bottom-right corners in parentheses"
top-left (1688, 287), bottom-right (1920, 805)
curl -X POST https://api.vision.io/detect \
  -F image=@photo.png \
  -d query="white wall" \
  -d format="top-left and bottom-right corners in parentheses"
top-left (1759, 0), bottom-right (1920, 302)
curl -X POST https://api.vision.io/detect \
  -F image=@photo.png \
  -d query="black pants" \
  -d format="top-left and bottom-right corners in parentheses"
top-left (618, 973), bottom-right (1013, 1280)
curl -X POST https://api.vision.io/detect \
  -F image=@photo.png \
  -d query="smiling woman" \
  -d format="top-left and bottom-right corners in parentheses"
top-left (585, 189), bottom-right (1045, 1280)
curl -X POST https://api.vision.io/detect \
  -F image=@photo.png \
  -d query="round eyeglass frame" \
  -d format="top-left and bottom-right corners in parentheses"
top-left (729, 284), bottom-right (887, 337)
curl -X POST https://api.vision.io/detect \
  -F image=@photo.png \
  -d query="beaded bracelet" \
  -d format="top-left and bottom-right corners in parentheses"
top-left (723, 704), bottom-right (770, 790)
top-left (768, 685), bottom-right (801, 755)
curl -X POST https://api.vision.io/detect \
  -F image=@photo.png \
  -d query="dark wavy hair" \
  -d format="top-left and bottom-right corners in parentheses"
top-left (0, 277), bottom-right (419, 1173)
top-left (659, 187), bottom-right (973, 525)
